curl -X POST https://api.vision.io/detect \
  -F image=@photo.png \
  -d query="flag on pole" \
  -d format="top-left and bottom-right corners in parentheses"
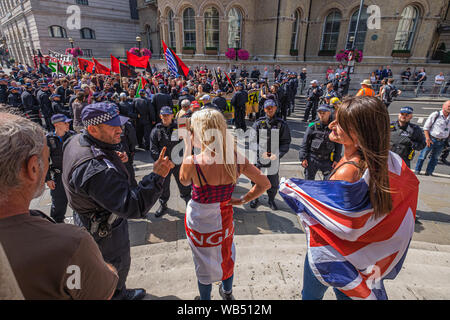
top-left (78, 58), bottom-right (94, 73)
top-left (279, 152), bottom-right (419, 300)
top-left (162, 40), bottom-right (189, 78)
top-left (135, 77), bottom-right (148, 98)
top-left (110, 55), bottom-right (126, 74)
top-left (126, 51), bottom-right (149, 68)
top-left (92, 57), bottom-right (111, 75)
top-left (119, 63), bottom-right (137, 78)
top-left (145, 60), bottom-right (153, 76)
top-left (223, 71), bottom-right (235, 91)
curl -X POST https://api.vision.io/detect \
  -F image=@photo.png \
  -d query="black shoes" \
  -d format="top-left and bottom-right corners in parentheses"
top-left (123, 288), bottom-right (146, 300)
top-left (219, 285), bottom-right (235, 300)
top-left (249, 199), bottom-right (259, 209)
top-left (268, 199), bottom-right (278, 210)
top-left (155, 203), bottom-right (168, 217)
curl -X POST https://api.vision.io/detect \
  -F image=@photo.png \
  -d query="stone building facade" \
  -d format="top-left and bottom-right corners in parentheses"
top-left (0, 0), bottom-right (140, 65)
top-left (143, 0), bottom-right (450, 66)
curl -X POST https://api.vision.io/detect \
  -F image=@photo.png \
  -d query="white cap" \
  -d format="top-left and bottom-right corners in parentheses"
top-left (200, 94), bottom-right (211, 101)
top-left (310, 80), bottom-right (319, 84)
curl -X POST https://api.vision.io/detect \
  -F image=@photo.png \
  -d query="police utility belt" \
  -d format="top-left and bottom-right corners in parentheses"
top-left (80, 209), bottom-right (119, 238)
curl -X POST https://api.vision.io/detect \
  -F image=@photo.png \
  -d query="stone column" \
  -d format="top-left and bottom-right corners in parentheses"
top-left (195, 16), bottom-right (204, 55)
top-left (219, 17), bottom-right (228, 55)
top-left (174, 17), bottom-right (183, 55)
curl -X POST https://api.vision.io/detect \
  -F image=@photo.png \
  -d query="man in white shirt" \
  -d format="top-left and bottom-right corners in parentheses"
top-left (433, 72), bottom-right (445, 94)
top-left (415, 100), bottom-right (450, 175)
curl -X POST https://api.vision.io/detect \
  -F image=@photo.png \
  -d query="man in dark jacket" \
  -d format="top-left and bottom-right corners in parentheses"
top-left (303, 80), bottom-right (323, 122)
top-left (150, 106), bottom-right (191, 217)
top-left (62, 102), bottom-right (174, 300)
top-left (133, 89), bottom-right (154, 150)
top-left (151, 84), bottom-right (173, 122)
top-left (231, 82), bottom-right (248, 131)
top-left (37, 84), bottom-right (53, 131)
top-left (21, 83), bottom-right (42, 126)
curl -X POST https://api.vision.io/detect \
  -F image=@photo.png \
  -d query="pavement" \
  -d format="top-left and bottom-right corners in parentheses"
top-left (29, 97), bottom-right (450, 300)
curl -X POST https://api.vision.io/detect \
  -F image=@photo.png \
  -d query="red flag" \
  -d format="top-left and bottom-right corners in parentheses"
top-left (110, 55), bottom-right (126, 74)
top-left (223, 71), bottom-right (235, 91)
top-left (126, 51), bottom-right (149, 68)
top-left (78, 58), bottom-right (94, 73)
top-left (161, 40), bottom-right (189, 78)
top-left (92, 57), bottom-right (111, 75)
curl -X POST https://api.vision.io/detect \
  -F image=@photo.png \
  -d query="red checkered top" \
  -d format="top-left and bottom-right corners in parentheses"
top-left (192, 163), bottom-right (235, 204)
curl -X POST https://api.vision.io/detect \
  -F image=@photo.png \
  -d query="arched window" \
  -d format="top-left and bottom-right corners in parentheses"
top-left (290, 10), bottom-right (301, 51)
top-left (346, 8), bottom-right (368, 50)
top-left (80, 28), bottom-right (95, 39)
top-left (48, 25), bottom-right (67, 38)
top-left (204, 7), bottom-right (219, 49)
top-left (168, 9), bottom-right (176, 48)
top-left (228, 7), bottom-right (242, 49)
top-left (320, 10), bottom-right (341, 51)
top-left (183, 7), bottom-right (196, 48)
top-left (393, 5), bottom-right (419, 51)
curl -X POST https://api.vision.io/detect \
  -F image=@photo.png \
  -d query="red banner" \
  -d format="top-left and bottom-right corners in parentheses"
top-left (93, 57), bottom-right (111, 75)
top-left (110, 55), bottom-right (126, 74)
top-left (78, 58), bottom-right (94, 73)
top-left (126, 51), bottom-right (149, 68)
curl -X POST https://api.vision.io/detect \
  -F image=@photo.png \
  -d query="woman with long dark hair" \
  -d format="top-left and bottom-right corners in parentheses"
top-left (280, 96), bottom-right (419, 300)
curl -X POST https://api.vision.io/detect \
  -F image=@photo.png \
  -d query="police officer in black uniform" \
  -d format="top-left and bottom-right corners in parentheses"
top-left (0, 78), bottom-right (8, 103)
top-left (299, 104), bottom-right (342, 180)
top-left (303, 80), bottom-right (323, 122)
top-left (45, 114), bottom-right (76, 223)
top-left (231, 82), bottom-right (248, 131)
top-left (178, 87), bottom-right (195, 107)
top-left (279, 76), bottom-right (291, 120)
top-left (51, 93), bottom-right (71, 118)
top-left (249, 99), bottom-right (291, 210)
top-left (390, 106), bottom-right (426, 168)
top-left (134, 89), bottom-right (155, 150)
top-left (37, 83), bottom-right (54, 131)
top-left (152, 84), bottom-right (173, 121)
top-left (288, 72), bottom-right (298, 114)
top-left (21, 83), bottom-right (42, 126)
top-left (7, 86), bottom-right (22, 111)
top-left (62, 102), bottom-right (174, 300)
top-left (212, 89), bottom-right (228, 113)
top-left (150, 106), bottom-right (192, 217)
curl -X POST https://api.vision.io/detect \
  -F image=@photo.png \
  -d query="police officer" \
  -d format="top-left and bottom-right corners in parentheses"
top-left (21, 83), bottom-right (42, 126)
top-left (45, 114), bottom-right (76, 223)
top-left (134, 89), bottom-right (155, 150)
top-left (249, 99), bottom-right (291, 210)
top-left (150, 106), bottom-right (192, 217)
top-left (212, 89), bottom-right (228, 113)
top-left (7, 86), bottom-right (22, 111)
top-left (152, 84), bottom-right (173, 121)
top-left (390, 106), bottom-right (426, 168)
top-left (288, 72), bottom-right (298, 114)
top-left (50, 93), bottom-right (71, 118)
top-left (178, 87), bottom-right (195, 107)
top-left (37, 83), bottom-right (53, 131)
top-left (299, 104), bottom-right (342, 180)
top-left (303, 80), bottom-right (323, 122)
top-left (200, 94), bottom-right (220, 111)
top-left (279, 76), bottom-right (291, 120)
top-left (0, 78), bottom-right (8, 103)
top-left (231, 82), bottom-right (248, 131)
top-left (62, 102), bottom-right (174, 300)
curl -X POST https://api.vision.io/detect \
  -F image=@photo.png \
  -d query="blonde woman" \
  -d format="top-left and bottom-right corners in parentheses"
top-left (180, 108), bottom-right (270, 300)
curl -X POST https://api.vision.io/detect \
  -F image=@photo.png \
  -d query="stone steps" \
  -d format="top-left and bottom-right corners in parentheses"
top-left (126, 233), bottom-right (450, 300)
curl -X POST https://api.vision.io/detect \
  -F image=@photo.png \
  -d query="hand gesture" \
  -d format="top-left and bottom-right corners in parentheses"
top-left (153, 147), bottom-right (175, 178)
top-left (301, 159), bottom-right (308, 168)
top-left (46, 180), bottom-right (56, 190)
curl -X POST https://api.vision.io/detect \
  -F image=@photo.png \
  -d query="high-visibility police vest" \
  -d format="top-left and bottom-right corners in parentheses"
top-left (357, 87), bottom-right (375, 96)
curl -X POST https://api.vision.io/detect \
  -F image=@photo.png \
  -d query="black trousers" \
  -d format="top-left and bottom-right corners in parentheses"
top-left (136, 122), bottom-right (151, 149)
top-left (304, 158), bottom-right (333, 180)
top-left (43, 116), bottom-right (54, 132)
top-left (234, 107), bottom-right (247, 131)
top-left (303, 101), bottom-right (318, 122)
top-left (50, 173), bottom-right (68, 223)
top-left (160, 165), bottom-right (191, 204)
top-left (73, 213), bottom-right (131, 299)
top-left (253, 165), bottom-right (279, 201)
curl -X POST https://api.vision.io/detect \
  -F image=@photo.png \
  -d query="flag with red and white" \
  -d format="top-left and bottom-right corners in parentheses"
top-left (279, 152), bottom-right (419, 300)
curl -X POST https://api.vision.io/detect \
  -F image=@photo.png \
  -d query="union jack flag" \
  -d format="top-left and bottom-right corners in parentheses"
top-left (279, 152), bottom-right (419, 300)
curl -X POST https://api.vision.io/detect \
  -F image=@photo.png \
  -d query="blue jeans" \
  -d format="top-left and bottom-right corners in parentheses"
top-left (415, 138), bottom-right (446, 175)
top-left (301, 255), bottom-right (351, 300)
top-left (198, 275), bottom-right (234, 300)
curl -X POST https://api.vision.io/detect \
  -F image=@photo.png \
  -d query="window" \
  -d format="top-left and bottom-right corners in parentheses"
top-left (82, 49), bottom-right (92, 57)
top-left (168, 9), bottom-right (176, 48)
top-left (320, 10), bottom-right (341, 51)
top-left (290, 10), bottom-right (301, 51)
top-left (183, 7), bottom-right (196, 48)
top-left (346, 8), bottom-right (368, 50)
top-left (204, 7), bottom-right (219, 49)
top-left (129, 0), bottom-right (139, 20)
top-left (48, 25), bottom-right (67, 38)
top-left (80, 28), bottom-right (95, 39)
top-left (76, 0), bottom-right (89, 5)
top-left (393, 6), bottom-right (419, 51)
top-left (228, 7), bottom-right (242, 49)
